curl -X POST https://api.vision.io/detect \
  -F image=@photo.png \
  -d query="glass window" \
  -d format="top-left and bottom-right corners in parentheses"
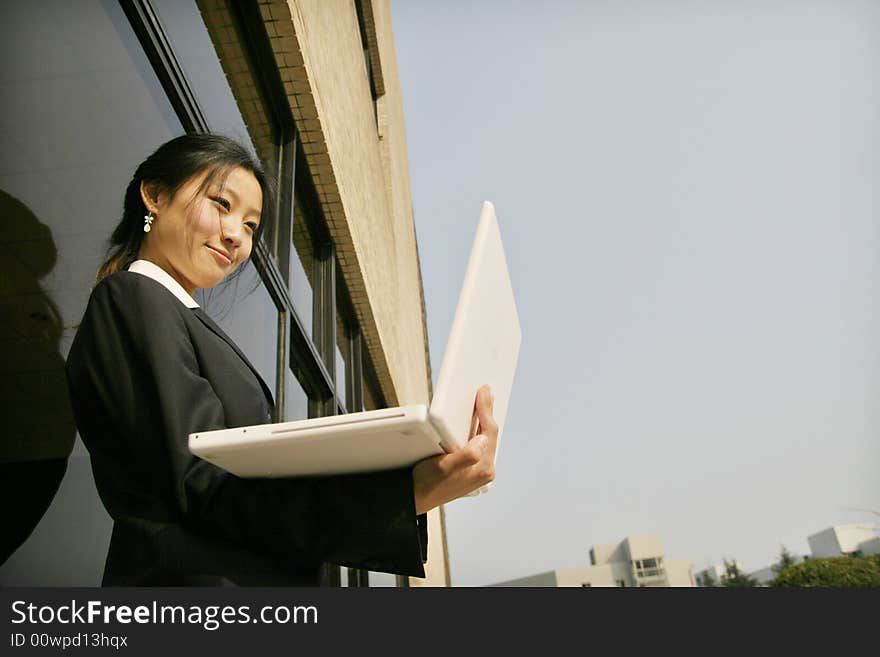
top-left (334, 262), bottom-right (359, 413)
top-left (284, 308), bottom-right (310, 422)
top-left (291, 195), bottom-right (316, 335)
top-left (368, 571), bottom-right (397, 587)
top-left (152, 0), bottom-right (278, 166)
top-left (196, 261), bottom-right (279, 397)
top-left (0, 0), bottom-right (183, 585)
top-left (284, 367), bottom-right (309, 422)
top-left (335, 317), bottom-right (350, 411)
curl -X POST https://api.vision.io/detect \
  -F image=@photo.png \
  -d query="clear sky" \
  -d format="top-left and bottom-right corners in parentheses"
top-left (390, 0), bottom-right (880, 585)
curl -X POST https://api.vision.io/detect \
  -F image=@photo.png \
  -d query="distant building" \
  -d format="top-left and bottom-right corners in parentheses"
top-left (808, 524), bottom-right (880, 558)
top-left (703, 522), bottom-right (880, 587)
top-left (493, 534), bottom-right (695, 587)
top-left (748, 555), bottom-right (807, 586)
top-left (861, 537), bottom-right (880, 555)
top-left (694, 563), bottom-right (735, 586)
top-left (748, 566), bottom-right (776, 586)
top-left (494, 571), bottom-right (558, 587)
top-left (693, 560), bottom-right (779, 586)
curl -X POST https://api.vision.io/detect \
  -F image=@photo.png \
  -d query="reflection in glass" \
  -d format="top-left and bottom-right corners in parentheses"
top-left (0, 190), bottom-right (76, 566)
top-left (0, 0), bottom-right (181, 584)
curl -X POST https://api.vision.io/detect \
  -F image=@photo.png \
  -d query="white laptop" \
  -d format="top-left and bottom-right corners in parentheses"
top-left (189, 201), bottom-right (521, 494)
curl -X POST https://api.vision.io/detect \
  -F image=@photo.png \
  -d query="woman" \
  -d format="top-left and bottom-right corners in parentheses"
top-left (65, 134), bottom-right (497, 586)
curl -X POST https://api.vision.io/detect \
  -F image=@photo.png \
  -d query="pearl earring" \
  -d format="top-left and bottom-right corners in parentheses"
top-left (143, 211), bottom-right (154, 233)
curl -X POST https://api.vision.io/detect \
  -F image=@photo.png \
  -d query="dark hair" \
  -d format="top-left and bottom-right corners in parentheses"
top-left (96, 133), bottom-right (275, 285)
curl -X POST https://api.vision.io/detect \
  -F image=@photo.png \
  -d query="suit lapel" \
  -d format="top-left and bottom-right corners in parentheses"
top-left (190, 308), bottom-right (275, 411)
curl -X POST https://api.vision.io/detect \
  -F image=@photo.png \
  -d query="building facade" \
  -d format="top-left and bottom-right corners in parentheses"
top-left (0, 0), bottom-right (448, 587)
top-left (493, 534), bottom-right (695, 587)
top-left (807, 524), bottom-right (880, 559)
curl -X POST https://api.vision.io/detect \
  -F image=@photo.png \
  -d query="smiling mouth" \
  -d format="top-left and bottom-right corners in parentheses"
top-left (206, 245), bottom-right (232, 265)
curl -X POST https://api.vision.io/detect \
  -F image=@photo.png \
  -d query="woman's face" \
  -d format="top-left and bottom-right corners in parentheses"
top-left (139, 166), bottom-right (263, 294)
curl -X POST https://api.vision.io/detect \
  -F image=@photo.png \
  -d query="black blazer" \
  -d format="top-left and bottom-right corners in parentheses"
top-left (65, 271), bottom-right (427, 585)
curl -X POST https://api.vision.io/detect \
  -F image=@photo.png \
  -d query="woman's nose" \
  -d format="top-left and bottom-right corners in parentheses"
top-left (220, 216), bottom-right (243, 247)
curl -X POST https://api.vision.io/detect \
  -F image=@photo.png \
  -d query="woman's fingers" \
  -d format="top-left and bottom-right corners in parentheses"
top-left (443, 385), bottom-right (495, 470)
top-left (459, 385), bottom-right (497, 483)
top-left (437, 437), bottom-right (483, 474)
top-left (437, 436), bottom-right (493, 487)
top-left (463, 434), bottom-right (489, 464)
top-left (474, 385), bottom-right (498, 439)
top-left (412, 384), bottom-right (500, 514)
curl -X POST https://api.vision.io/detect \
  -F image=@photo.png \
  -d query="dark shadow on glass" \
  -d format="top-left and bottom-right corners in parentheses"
top-left (0, 189), bottom-right (76, 565)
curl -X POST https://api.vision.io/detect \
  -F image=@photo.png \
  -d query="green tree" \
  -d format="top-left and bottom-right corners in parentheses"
top-left (720, 559), bottom-right (757, 587)
top-left (771, 545), bottom-right (798, 579)
top-left (773, 555), bottom-right (880, 587)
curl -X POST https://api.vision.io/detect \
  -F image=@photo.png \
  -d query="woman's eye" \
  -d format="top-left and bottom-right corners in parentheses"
top-left (212, 196), bottom-right (230, 211)
top-left (245, 222), bottom-right (259, 232)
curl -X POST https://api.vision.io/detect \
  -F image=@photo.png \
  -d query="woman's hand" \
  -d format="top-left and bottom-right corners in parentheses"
top-left (412, 385), bottom-right (498, 515)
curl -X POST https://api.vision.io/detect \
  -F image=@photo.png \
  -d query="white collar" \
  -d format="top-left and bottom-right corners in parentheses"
top-left (128, 259), bottom-right (200, 308)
